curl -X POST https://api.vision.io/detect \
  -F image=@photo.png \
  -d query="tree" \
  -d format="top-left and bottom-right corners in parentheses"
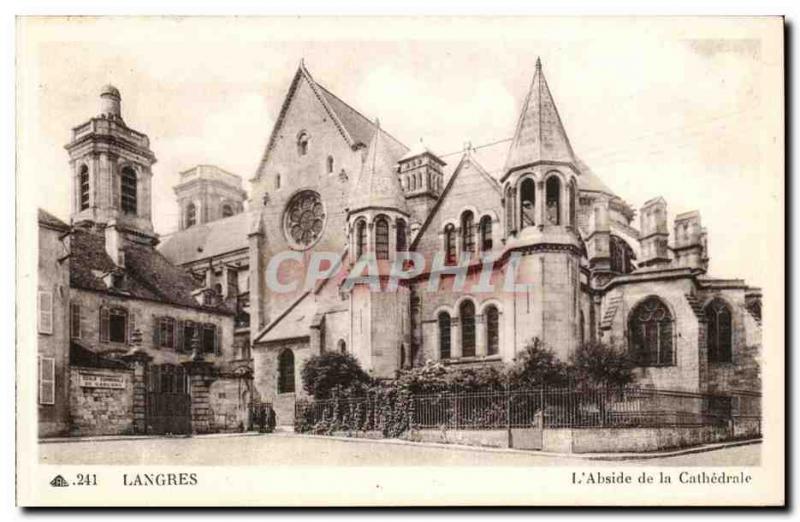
top-left (506, 338), bottom-right (568, 388)
top-left (569, 341), bottom-right (635, 388)
top-left (301, 352), bottom-right (372, 399)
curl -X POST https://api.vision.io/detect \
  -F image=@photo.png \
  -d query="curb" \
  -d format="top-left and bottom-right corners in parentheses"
top-left (39, 431), bottom-right (265, 445)
top-left (274, 432), bottom-right (762, 461)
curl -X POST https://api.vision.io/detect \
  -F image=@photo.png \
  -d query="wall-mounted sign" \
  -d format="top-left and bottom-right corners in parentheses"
top-left (78, 372), bottom-right (125, 389)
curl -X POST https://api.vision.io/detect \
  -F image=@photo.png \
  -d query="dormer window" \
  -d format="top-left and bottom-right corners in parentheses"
top-left (297, 132), bottom-right (310, 156)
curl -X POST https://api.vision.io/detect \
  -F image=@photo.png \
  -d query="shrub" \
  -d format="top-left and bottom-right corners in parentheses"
top-left (506, 338), bottom-right (569, 388)
top-left (301, 351), bottom-right (372, 399)
top-left (569, 341), bottom-right (635, 388)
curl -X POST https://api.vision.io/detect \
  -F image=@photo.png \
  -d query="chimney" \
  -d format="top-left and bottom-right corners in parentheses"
top-left (105, 219), bottom-right (125, 267)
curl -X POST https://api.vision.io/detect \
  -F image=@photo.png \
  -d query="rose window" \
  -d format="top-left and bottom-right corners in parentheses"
top-left (283, 191), bottom-right (326, 249)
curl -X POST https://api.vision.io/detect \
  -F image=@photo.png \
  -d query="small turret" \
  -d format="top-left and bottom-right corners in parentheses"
top-left (99, 85), bottom-right (122, 119)
top-left (673, 210), bottom-right (707, 271)
top-left (586, 201), bottom-right (611, 271)
top-left (639, 197), bottom-right (670, 267)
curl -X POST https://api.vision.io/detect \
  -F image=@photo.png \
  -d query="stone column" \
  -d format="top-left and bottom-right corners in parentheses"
top-left (451, 317), bottom-right (462, 359)
top-left (182, 358), bottom-right (216, 435)
top-left (537, 181), bottom-right (546, 228)
top-left (121, 350), bottom-right (152, 435)
top-left (476, 314), bottom-right (487, 357)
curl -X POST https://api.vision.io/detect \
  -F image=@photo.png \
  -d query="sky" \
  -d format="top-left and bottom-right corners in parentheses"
top-left (18, 17), bottom-right (782, 289)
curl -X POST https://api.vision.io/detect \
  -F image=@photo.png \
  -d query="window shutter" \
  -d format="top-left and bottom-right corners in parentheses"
top-left (214, 324), bottom-right (221, 356)
top-left (38, 356), bottom-right (55, 405)
top-left (128, 311), bottom-right (136, 344)
top-left (37, 291), bottom-right (53, 334)
top-left (99, 306), bottom-right (110, 342)
top-left (152, 315), bottom-right (160, 347)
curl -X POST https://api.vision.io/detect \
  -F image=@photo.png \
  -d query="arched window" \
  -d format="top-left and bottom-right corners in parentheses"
top-left (705, 299), bottom-right (732, 363)
top-left (337, 339), bottom-right (346, 354)
top-left (396, 219), bottom-right (407, 252)
top-left (479, 216), bottom-right (493, 252)
top-left (221, 203), bottom-right (234, 218)
top-left (297, 132), bottom-right (309, 156)
top-left (375, 216), bottom-right (389, 260)
top-left (520, 178), bottom-right (536, 228)
top-left (355, 219), bottom-right (367, 259)
top-left (278, 349), bottom-right (295, 393)
top-left (444, 224), bottom-right (457, 265)
top-left (213, 283), bottom-right (222, 296)
top-left (461, 211), bottom-right (475, 254)
top-left (327, 156), bottom-right (334, 174)
top-left (460, 300), bottom-right (476, 357)
top-left (505, 186), bottom-right (514, 233)
top-left (569, 181), bottom-right (577, 226)
top-left (545, 175), bottom-right (561, 225)
top-left (438, 312), bottom-right (451, 359)
top-left (486, 305), bottom-right (499, 356)
top-left (79, 165), bottom-right (90, 211)
top-left (610, 236), bottom-right (632, 274)
top-left (629, 297), bottom-right (674, 366)
top-left (186, 203), bottom-right (197, 228)
top-left (120, 166), bottom-right (137, 214)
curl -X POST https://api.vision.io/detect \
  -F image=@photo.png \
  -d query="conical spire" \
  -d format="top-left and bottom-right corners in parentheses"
top-left (504, 58), bottom-right (576, 174)
top-left (349, 123), bottom-right (408, 214)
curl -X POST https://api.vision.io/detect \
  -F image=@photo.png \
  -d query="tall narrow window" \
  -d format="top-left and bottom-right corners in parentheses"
top-left (486, 305), bottom-right (499, 355)
top-left (158, 317), bottom-right (175, 349)
top-left (505, 186), bottom-right (514, 233)
top-left (186, 203), bottom-right (197, 228)
top-left (120, 166), bottom-right (137, 214)
top-left (38, 356), bottom-right (55, 405)
top-left (37, 290), bottom-right (53, 335)
top-left (610, 236), bottom-right (632, 274)
top-left (338, 339), bottom-right (347, 354)
top-left (326, 155), bottom-right (334, 174)
top-left (202, 323), bottom-right (218, 354)
top-left (276, 173), bottom-right (281, 189)
top-left (70, 303), bottom-right (81, 339)
top-left (375, 217), bottom-right (389, 260)
top-left (278, 349), bottom-right (295, 393)
top-left (460, 300), bottom-right (476, 357)
top-left (520, 178), bottom-right (536, 228)
top-left (629, 297), bottom-right (674, 366)
top-left (221, 203), bottom-right (234, 218)
top-left (297, 132), bottom-right (309, 156)
top-left (706, 299), bottom-right (733, 363)
top-left (438, 312), bottom-right (451, 359)
top-left (444, 224), bottom-right (457, 265)
top-left (108, 308), bottom-right (128, 344)
top-left (461, 211), bottom-right (475, 254)
top-left (545, 175), bottom-right (561, 225)
top-left (569, 181), bottom-right (577, 226)
top-left (479, 216), bottom-right (493, 252)
top-left (396, 219), bottom-right (407, 252)
top-left (79, 165), bottom-right (90, 211)
top-left (355, 219), bottom-right (367, 259)
top-left (580, 310), bottom-right (585, 346)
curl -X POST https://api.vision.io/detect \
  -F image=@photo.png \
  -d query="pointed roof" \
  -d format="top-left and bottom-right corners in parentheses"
top-left (253, 61), bottom-right (407, 181)
top-left (348, 124), bottom-right (408, 214)
top-left (503, 58), bottom-right (576, 175)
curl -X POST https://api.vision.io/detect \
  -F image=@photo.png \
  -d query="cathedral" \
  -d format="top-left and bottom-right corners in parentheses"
top-left (158, 59), bottom-right (762, 425)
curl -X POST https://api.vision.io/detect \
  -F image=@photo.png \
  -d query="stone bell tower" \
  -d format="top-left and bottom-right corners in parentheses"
top-left (65, 85), bottom-right (157, 242)
top-left (499, 58), bottom-right (584, 361)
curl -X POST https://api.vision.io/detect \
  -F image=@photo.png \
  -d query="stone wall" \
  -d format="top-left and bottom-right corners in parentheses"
top-left (68, 366), bottom-right (134, 436)
top-left (208, 377), bottom-right (251, 432)
top-left (252, 339), bottom-right (311, 426)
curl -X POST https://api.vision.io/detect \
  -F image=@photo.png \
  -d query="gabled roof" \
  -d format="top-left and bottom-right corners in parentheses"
top-left (71, 227), bottom-right (231, 314)
top-left (158, 210), bottom-right (254, 266)
top-left (38, 208), bottom-right (70, 231)
top-left (253, 291), bottom-right (313, 343)
top-left (349, 126), bottom-right (408, 214)
top-left (410, 152), bottom-right (501, 250)
top-left (253, 61), bottom-right (407, 181)
top-left (504, 58), bottom-right (576, 174)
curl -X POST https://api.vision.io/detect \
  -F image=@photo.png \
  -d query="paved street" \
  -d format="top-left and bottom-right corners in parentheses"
top-left (39, 433), bottom-right (761, 467)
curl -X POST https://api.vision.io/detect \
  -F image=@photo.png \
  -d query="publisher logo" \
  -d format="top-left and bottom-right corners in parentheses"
top-left (49, 475), bottom-right (69, 487)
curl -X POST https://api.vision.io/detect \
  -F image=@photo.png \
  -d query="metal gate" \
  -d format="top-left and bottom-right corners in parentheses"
top-left (146, 364), bottom-right (191, 435)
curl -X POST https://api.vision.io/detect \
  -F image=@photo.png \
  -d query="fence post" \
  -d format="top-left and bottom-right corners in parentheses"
top-left (506, 387), bottom-right (512, 448)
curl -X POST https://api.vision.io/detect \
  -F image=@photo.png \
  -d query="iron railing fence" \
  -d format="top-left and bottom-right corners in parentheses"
top-left (295, 387), bottom-right (761, 432)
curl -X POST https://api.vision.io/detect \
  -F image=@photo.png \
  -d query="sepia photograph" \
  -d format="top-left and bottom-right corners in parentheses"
top-left (14, 15), bottom-right (785, 506)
